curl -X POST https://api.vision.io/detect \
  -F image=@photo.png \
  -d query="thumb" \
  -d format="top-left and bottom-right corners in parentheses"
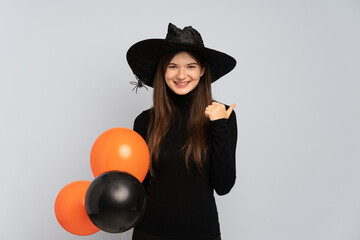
top-left (226, 104), bottom-right (236, 117)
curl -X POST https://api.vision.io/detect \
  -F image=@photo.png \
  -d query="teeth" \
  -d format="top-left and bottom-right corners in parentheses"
top-left (175, 81), bottom-right (189, 86)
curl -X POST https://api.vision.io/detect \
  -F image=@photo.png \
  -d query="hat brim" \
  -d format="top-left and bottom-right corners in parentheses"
top-left (126, 39), bottom-right (236, 87)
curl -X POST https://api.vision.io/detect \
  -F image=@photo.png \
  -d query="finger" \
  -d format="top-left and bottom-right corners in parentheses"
top-left (204, 111), bottom-right (210, 118)
top-left (206, 106), bottom-right (215, 111)
top-left (211, 101), bottom-right (222, 106)
top-left (226, 104), bottom-right (236, 116)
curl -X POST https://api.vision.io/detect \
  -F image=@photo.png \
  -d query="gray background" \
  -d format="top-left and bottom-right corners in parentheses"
top-left (1, 0), bottom-right (359, 239)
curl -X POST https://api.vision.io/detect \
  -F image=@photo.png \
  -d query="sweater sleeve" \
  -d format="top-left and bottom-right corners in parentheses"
top-left (133, 111), bottom-right (151, 191)
top-left (209, 110), bottom-right (238, 195)
top-left (133, 111), bottom-right (148, 141)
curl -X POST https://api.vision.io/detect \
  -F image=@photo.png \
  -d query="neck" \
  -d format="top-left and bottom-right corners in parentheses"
top-left (167, 85), bottom-right (196, 112)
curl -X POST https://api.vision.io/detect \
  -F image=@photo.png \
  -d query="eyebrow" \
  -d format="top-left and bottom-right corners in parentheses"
top-left (168, 62), bottom-right (199, 65)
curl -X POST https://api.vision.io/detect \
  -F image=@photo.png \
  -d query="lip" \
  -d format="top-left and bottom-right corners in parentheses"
top-left (173, 81), bottom-right (191, 88)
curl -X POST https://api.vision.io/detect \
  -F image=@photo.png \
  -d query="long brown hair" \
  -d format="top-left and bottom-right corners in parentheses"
top-left (147, 51), bottom-right (212, 175)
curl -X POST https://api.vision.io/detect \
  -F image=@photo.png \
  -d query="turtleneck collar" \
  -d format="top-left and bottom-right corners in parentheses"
top-left (167, 85), bottom-right (196, 112)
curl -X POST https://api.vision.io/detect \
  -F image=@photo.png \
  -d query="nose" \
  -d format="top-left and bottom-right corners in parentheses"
top-left (177, 68), bottom-right (186, 80)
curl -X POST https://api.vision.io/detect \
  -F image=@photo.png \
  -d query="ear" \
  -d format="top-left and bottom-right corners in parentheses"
top-left (200, 67), bottom-right (205, 77)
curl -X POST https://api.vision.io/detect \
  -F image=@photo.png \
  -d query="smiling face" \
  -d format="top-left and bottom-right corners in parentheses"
top-left (164, 51), bottom-right (205, 95)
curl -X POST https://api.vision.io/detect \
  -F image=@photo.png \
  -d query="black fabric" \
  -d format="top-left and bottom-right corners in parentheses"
top-left (132, 91), bottom-right (237, 240)
top-left (166, 23), bottom-right (204, 46)
top-left (132, 229), bottom-right (222, 240)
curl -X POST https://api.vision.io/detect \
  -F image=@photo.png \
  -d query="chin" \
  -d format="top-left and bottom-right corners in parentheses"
top-left (170, 84), bottom-right (195, 95)
top-left (172, 88), bottom-right (192, 95)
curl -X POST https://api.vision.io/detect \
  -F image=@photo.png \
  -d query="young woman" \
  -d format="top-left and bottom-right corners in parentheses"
top-left (127, 23), bottom-right (237, 240)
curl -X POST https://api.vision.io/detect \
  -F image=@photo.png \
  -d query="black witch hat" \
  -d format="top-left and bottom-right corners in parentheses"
top-left (126, 23), bottom-right (236, 88)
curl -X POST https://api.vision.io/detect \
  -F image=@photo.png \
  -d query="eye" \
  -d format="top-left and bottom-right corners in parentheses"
top-left (187, 64), bottom-right (197, 69)
top-left (168, 65), bottom-right (177, 69)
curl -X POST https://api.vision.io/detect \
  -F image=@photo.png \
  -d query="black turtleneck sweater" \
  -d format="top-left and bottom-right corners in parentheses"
top-left (132, 89), bottom-right (237, 240)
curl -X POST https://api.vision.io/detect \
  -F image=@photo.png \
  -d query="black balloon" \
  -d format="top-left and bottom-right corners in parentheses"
top-left (85, 171), bottom-right (147, 233)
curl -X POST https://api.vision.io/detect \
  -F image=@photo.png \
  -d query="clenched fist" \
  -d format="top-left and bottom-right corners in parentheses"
top-left (205, 102), bottom-right (236, 121)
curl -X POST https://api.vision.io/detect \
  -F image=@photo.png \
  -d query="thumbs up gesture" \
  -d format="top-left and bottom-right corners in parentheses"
top-left (205, 102), bottom-right (236, 121)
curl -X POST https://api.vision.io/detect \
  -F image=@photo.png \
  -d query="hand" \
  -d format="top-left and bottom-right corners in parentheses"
top-left (205, 102), bottom-right (236, 121)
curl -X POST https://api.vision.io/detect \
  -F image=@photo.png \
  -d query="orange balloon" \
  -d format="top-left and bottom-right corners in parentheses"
top-left (54, 181), bottom-right (100, 236)
top-left (90, 127), bottom-right (150, 182)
